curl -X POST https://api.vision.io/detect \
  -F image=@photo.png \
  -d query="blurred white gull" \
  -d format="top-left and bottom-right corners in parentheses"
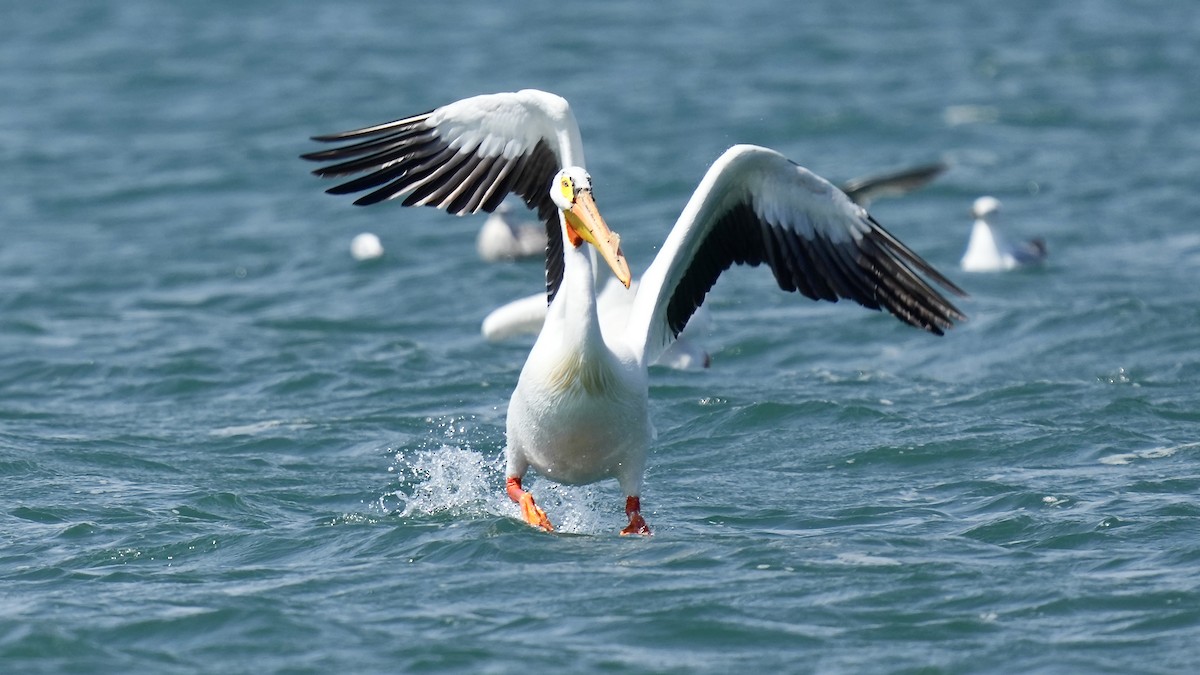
top-left (481, 161), bottom-right (947, 371)
top-left (475, 203), bottom-right (547, 261)
top-left (960, 196), bottom-right (1047, 272)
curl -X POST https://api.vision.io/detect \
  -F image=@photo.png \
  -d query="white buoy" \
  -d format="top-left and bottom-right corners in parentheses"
top-left (350, 232), bottom-right (384, 261)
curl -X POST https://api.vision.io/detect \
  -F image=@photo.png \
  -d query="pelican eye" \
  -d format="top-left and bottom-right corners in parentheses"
top-left (559, 176), bottom-right (575, 204)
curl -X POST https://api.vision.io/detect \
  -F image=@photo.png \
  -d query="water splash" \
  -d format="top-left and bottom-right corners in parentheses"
top-left (1101, 367), bottom-right (1140, 386)
top-left (514, 482), bottom-right (614, 535)
top-left (377, 415), bottom-right (620, 534)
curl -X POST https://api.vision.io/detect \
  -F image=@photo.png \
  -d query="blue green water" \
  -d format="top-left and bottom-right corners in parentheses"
top-left (3, 2), bottom-right (1199, 673)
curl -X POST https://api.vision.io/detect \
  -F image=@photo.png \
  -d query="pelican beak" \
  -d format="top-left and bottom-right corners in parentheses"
top-left (564, 190), bottom-right (632, 288)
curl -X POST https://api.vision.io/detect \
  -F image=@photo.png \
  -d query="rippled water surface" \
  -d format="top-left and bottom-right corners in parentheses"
top-left (3, 2), bottom-right (1200, 673)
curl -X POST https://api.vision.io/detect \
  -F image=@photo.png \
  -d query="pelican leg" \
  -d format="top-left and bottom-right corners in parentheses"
top-left (620, 496), bottom-right (651, 536)
top-left (506, 476), bottom-right (553, 532)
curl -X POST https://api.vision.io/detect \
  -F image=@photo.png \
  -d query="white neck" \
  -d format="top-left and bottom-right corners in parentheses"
top-left (546, 228), bottom-right (604, 351)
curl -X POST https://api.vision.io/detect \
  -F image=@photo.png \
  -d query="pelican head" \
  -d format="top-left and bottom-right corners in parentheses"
top-left (972, 196), bottom-right (1001, 219)
top-left (552, 168), bottom-right (632, 288)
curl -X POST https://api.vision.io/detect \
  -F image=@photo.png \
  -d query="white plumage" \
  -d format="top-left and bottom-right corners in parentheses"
top-left (303, 89), bottom-right (966, 534)
top-left (479, 161), bottom-right (946, 370)
top-left (482, 279), bottom-right (713, 371)
top-left (960, 196), bottom-right (1047, 272)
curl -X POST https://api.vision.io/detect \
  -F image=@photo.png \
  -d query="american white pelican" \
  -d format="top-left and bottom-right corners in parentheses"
top-left (478, 160), bottom-right (948, 370)
top-left (476, 203), bottom-right (546, 261)
top-left (960, 196), bottom-right (1047, 272)
top-left (302, 89), bottom-right (966, 535)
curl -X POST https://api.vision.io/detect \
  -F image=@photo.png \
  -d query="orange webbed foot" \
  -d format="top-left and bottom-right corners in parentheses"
top-left (518, 493), bottom-right (553, 532)
top-left (620, 496), bottom-right (652, 536)
top-left (506, 476), bottom-right (553, 532)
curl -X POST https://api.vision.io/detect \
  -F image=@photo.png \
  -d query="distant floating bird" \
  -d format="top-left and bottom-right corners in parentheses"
top-left (480, 161), bottom-right (947, 370)
top-left (960, 196), bottom-right (1047, 272)
top-left (350, 232), bottom-right (384, 260)
top-left (476, 203), bottom-right (547, 261)
top-left (302, 89), bottom-right (966, 535)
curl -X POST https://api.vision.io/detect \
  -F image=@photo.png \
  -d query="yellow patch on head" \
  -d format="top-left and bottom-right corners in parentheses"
top-left (559, 176), bottom-right (575, 204)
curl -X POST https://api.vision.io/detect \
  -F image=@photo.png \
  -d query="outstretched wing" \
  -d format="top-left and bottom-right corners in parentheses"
top-left (840, 160), bottom-right (948, 207)
top-left (301, 89), bottom-right (584, 302)
top-left (625, 145), bottom-right (967, 367)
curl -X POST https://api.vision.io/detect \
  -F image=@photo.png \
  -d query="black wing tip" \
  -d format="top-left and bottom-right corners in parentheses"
top-left (323, 183), bottom-right (360, 197)
top-left (903, 160), bottom-right (950, 179)
top-left (853, 225), bottom-right (970, 335)
top-left (351, 190), bottom-right (391, 207)
top-left (892, 159), bottom-right (950, 182)
top-left (300, 148), bottom-right (337, 162)
top-left (910, 290), bottom-right (969, 335)
top-left (306, 110), bottom-right (434, 144)
top-left (936, 274), bottom-right (971, 300)
top-left (308, 129), bottom-right (373, 143)
top-left (307, 165), bottom-right (345, 179)
top-left (310, 132), bottom-right (350, 143)
top-left (841, 160), bottom-right (952, 206)
top-left (865, 215), bottom-right (971, 301)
